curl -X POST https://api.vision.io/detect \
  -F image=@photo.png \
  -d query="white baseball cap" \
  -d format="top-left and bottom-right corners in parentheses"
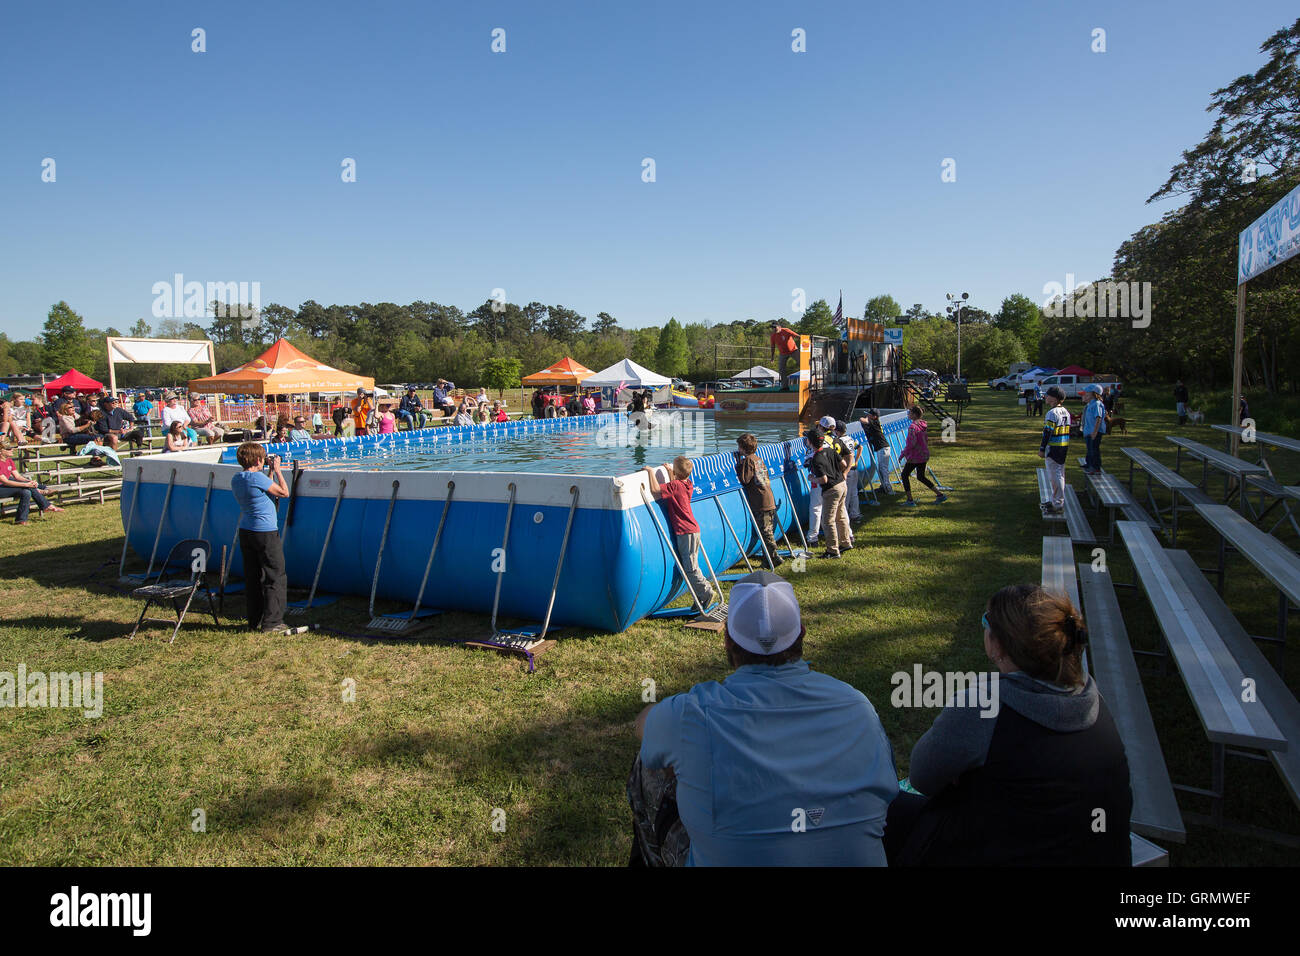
top-left (818, 415), bottom-right (836, 429)
top-left (726, 571), bottom-right (804, 655)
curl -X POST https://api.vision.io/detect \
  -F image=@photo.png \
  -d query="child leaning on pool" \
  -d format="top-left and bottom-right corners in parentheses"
top-left (643, 456), bottom-right (716, 609)
top-left (734, 433), bottom-right (781, 567)
top-left (231, 442), bottom-right (293, 633)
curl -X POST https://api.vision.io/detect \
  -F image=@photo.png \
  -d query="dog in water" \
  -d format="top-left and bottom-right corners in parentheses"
top-left (1187, 409), bottom-right (1204, 425)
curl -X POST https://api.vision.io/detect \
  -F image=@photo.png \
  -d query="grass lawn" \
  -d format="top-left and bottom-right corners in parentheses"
top-left (1, 385), bottom-right (1296, 865)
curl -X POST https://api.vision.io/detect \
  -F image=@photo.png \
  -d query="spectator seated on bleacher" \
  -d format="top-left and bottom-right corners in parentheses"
top-left (161, 393), bottom-right (190, 436)
top-left (0, 445), bottom-right (64, 525)
top-left (884, 583), bottom-right (1132, 866)
top-left (95, 396), bottom-right (146, 451)
top-left (628, 571), bottom-right (898, 866)
top-left (186, 395), bottom-right (226, 444)
top-left (163, 421), bottom-right (194, 453)
top-left (397, 387), bottom-right (427, 430)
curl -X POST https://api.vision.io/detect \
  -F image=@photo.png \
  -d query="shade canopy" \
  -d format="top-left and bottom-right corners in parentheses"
top-left (1056, 364), bottom-right (1094, 377)
top-left (521, 356), bottom-right (595, 386)
top-left (581, 358), bottom-right (672, 389)
top-left (187, 339), bottom-right (375, 396)
top-left (42, 368), bottom-right (105, 395)
top-left (729, 365), bottom-right (779, 381)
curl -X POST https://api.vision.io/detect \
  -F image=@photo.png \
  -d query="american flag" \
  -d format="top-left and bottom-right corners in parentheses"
top-left (832, 292), bottom-right (844, 328)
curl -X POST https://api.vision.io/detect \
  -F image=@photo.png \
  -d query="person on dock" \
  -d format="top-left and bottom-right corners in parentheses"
top-left (734, 433), bottom-right (781, 567)
top-left (643, 456), bottom-right (715, 610)
top-left (1038, 386), bottom-right (1070, 516)
top-left (628, 570), bottom-right (897, 866)
top-left (899, 407), bottom-right (947, 508)
top-left (883, 584), bottom-right (1131, 865)
top-left (770, 323), bottom-right (800, 391)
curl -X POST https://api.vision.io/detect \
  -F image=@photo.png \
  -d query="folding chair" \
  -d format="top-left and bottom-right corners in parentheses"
top-left (129, 538), bottom-right (221, 643)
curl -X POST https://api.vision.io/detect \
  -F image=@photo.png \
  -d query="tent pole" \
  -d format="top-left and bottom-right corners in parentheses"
top-left (1230, 283), bottom-right (1246, 458)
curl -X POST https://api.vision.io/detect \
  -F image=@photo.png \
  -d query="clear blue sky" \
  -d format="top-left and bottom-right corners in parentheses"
top-left (0, 0), bottom-right (1294, 339)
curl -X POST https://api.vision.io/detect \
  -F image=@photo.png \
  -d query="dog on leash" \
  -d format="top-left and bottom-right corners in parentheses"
top-left (1187, 409), bottom-right (1204, 425)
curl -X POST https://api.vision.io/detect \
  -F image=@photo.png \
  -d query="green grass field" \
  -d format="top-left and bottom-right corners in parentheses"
top-left (1, 385), bottom-right (1297, 865)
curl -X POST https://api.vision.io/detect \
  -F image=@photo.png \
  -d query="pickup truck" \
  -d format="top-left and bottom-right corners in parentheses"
top-left (1035, 373), bottom-right (1121, 400)
top-left (987, 374), bottom-right (1018, 390)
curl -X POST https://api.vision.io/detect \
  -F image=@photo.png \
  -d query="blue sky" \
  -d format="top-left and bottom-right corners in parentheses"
top-left (0, 0), bottom-right (1294, 339)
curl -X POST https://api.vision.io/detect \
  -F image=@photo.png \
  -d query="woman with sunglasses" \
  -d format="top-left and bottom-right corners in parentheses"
top-left (884, 583), bottom-right (1132, 865)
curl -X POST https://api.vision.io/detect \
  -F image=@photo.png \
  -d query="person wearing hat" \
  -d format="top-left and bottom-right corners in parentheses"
top-left (187, 394), bottom-right (226, 444)
top-left (161, 393), bottom-right (191, 434)
top-left (804, 414), bottom-right (838, 544)
top-left (629, 571), bottom-right (898, 866)
top-left (1080, 384), bottom-right (1106, 475)
top-left (95, 395), bottom-right (146, 451)
top-left (350, 387), bottom-right (373, 436)
top-left (131, 391), bottom-right (156, 439)
top-left (834, 419), bottom-right (862, 524)
top-left (397, 387), bottom-right (427, 431)
top-left (807, 426), bottom-right (851, 558)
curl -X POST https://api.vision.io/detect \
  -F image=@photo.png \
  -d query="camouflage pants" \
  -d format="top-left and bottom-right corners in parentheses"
top-left (626, 755), bottom-right (690, 867)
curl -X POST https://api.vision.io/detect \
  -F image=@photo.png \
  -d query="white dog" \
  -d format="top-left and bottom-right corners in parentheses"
top-left (1187, 409), bottom-right (1204, 424)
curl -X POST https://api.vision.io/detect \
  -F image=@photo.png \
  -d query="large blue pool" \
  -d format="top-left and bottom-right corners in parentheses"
top-left (121, 410), bottom-right (912, 633)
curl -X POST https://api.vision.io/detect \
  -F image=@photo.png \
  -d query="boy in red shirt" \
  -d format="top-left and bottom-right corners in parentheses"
top-left (644, 456), bottom-right (716, 610)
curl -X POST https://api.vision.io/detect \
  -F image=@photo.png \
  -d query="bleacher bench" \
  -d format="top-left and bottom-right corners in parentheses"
top-left (1167, 549), bottom-right (1300, 813)
top-left (1077, 562), bottom-right (1186, 844)
top-left (1037, 469), bottom-right (1064, 523)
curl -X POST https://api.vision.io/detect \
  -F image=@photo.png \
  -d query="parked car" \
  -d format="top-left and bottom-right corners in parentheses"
top-left (988, 374), bottom-right (1018, 390)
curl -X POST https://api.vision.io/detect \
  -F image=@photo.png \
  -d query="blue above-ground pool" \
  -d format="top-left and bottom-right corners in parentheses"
top-left (120, 410), bottom-right (911, 633)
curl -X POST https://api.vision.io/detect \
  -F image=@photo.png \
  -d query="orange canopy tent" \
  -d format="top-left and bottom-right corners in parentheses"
top-left (521, 357), bottom-right (595, 386)
top-left (187, 339), bottom-right (375, 395)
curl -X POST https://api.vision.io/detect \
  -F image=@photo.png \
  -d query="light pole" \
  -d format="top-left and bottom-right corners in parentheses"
top-left (946, 292), bottom-right (970, 381)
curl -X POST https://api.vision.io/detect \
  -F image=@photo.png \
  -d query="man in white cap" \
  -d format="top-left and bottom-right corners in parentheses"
top-left (1080, 383), bottom-right (1106, 475)
top-left (806, 415), bottom-right (839, 544)
top-left (628, 571), bottom-right (898, 866)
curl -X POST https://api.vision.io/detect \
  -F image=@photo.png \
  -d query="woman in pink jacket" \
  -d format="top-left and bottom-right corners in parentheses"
top-left (899, 407), bottom-right (948, 507)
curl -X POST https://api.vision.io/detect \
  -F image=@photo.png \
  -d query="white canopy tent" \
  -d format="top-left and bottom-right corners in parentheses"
top-left (581, 358), bottom-right (672, 389)
top-left (729, 365), bottom-right (779, 382)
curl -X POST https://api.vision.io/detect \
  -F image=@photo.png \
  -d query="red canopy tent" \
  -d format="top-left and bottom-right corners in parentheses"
top-left (41, 368), bottom-right (105, 396)
top-left (1056, 364), bottom-right (1094, 377)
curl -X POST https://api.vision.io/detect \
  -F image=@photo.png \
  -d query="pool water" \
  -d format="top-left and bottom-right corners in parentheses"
top-left (280, 412), bottom-right (804, 476)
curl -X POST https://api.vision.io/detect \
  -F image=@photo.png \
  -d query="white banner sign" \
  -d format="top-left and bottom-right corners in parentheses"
top-left (883, 328), bottom-right (903, 344)
top-left (1238, 181), bottom-right (1300, 284)
top-left (108, 337), bottom-right (212, 365)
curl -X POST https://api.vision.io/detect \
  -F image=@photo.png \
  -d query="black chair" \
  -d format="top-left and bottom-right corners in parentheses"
top-left (129, 538), bottom-right (221, 643)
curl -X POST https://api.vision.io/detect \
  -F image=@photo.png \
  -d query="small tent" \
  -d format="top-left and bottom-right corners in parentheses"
top-left (42, 368), bottom-right (105, 396)
top-left (581, 358), bottom-right (672, 389)
top-left (521, 357), bottom-right (596, 386)
top-left (729, 365), bottom-right (780, 382)
top-left (187, 339), bottom-right (374, 395)
top-left (1056, 364), bottom-right (1094, 377)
